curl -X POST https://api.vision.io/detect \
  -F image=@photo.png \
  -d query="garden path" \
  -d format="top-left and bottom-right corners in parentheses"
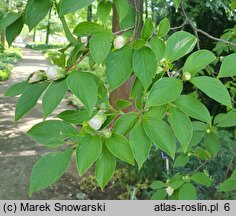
top-left (0, 44), bottom-right (80, 199)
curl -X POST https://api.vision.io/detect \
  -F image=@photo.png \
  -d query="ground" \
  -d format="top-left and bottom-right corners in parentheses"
top-left (0, 45), bottom-right (81, 200)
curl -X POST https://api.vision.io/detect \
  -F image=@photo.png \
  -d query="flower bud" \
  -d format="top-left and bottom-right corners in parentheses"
top-left (165, 186), bottom-right (174, 196)
top-left (28, 70), bottom-right (47, 83)
top-left (113, 35), bottom-right (126, 49)
top-left (182, 72), bottom-right (192, 81)
top-left (88, 111), bottom-right (107, 131)
top-left (46, 65), bottom-right (66, 80)
top-left (206, 129), bottom-right (211, 133)
top-left (103, 129), bottom-right (112, 138)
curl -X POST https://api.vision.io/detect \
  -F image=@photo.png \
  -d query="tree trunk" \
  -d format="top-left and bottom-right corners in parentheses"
top-left (87, 5), bottom-right (92, 21)
top-left (145, 0), bottom-right (148, 19)
top-left (110, 0), bottom-right (143, 112)
top-left (45, 6), bottom-right (52, 45)
top-left (33, 28), bottom-right (36, 42)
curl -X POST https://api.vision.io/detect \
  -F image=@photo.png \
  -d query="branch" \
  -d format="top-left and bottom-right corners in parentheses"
top-left (181, 3), bottom-right (236, 47)
top-left (170, 19), bottom-right (187, 30)
top-left (113, 26), bottom-right (135, 35)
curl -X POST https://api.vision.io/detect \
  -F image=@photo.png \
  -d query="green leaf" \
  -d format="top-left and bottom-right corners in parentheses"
top-left (214, 110), bottom-right (236, 127)
top-left (73, 22), bottom-right (104, 37)
top-left (57, 109), bottom-right (96, 124)
top-left (66, 71), bottom-right (98, 113)
top-left (4, 81), bottom-right (30, 97)
top-left (173, 154), bottom-right (189, 167)
top-left (76, 135), bottom-right (102, 176)
top-left (116, 99), bottom-right (132, 110)
top-left (141, 17), bottom-right (154, 41)
top-left (143, 118), bottom-right (176, 159)
top-left (97, 0), bottom-right (112, 23)
top-left (191, 76), bottom-right (232, 108)
top-left (144, 106), bottom-right (167, 121)
top-left (157, 18), bottom-right (170, 37)
top-left (173, 0), bottom-right (182, 8)
top-left (219, 170), bottom-right (236, 192)
top-left (95, 145), bottom-right (116, 189)
top-left (60, 16), bottom-right (77, 44)
top-left (120, 5), bottom-right (135, 36)
top-left (183, 50), bottom-right (216, 76)
top-left (27, 120), bottom-right (78, 147)
top-left (42, 79), bottom-right (68, 118)
top-left (29, 147), bottom-right (73, 196)
top-left (106, 134), bottom-right (134, 165)
top-left (0, 12), bottom-right (21, 32)
top-left (15, 82), bottom-right (49, 121)
top-left (150, 181), bottom-right (166, 190)
top-left (174, 95), bottom-right (211, 124)
top-left (114, 0), bottom-right (129, 21)
top-left (168, 108), bottom-right (193, 152)
top-left (203, 132), bottom-right (220, 157)
top-left (218, 53), bottom-right (236, 78)
top-left (133, 46), bottom-right (157, 89)
top-left (58, 0), bottom-right (95, 16)
top-left (130, 78), bottom-right (144, 99)
top-left (129, 122), bottom-right (152, 169)
top-left (168, 173), bottom-right (185, 189)
top-left (25, 0), bottom-right (52, 31)
top-left (191, 172), bottom-right (212, 187)
top-left (150, 36), bottom-right (166, 62)
top-left (6, 15), bottom-right (24, 46)
top-left (105, 45), bottom-right (133, 90)
top-left (147, 78), bottom-right (183, 106)
top-left (179, 183), bottom-right (197, 200)
top-left (90, 30), bottom-right (113, 64)
top-left (151, 189), bottom-right (167, 200)
top-left (165, 31), bottom-right (197, 63)
top-left (113, 112), bottom-right (139, 135)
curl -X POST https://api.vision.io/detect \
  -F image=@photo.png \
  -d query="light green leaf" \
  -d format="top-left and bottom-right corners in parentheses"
top-left (25, 0), bottom-right (52, 31)
top-left (113, 112), bottom-right (139, 135)
top-left (173, 154), bottom-right (189, 167)
top-left (183, 50), bottom-right (216, 76)
top-left (6, 15), bottom-right (24, 46)
top-left (97, 0), bottom-right (112, 23)
top-left (76, 135), bottom-right (102, 176)
top-left (191, 172), bottom-right (212, 187)
top-left (133, 46), bottom-right (157, 89)
top-left (116, 99), bottom-right (132, 110)
top-left (150, 181), bottom-right (166, 190)
top-left (15, 82), bottom-right (49, 121)
top-left (141, 17), bottom-right (154, 41)
top-left (129, 122), bottom-right (152, 169)
top-left (105, 45), bottom-right (133, 90)
top-left (59, 0), bottom-right (95, 16)
top-left (150, 36), bottom-right (166, 62)
top-left (165, 31), bottom-right (197, 63)
top-left (4, 81), bottom-right (30, 97)
top-left (90, 30), bottom-right (113, 64)
top-left (130, 78), bottom-right (144, 99)
top-left (219, 170), bottom-right (236, 192)
top-left (143, 118), bottom-right (176, 159)
top-left (66, 71), bottom-right (98, 113)
top-left (42, 79), bottom-right (68, 118)
top-left (114, 0), bottom-right (129, 21)
top-left (29, 147), bottom-right (73, 196)
top-left (144, 106), bottom-right (167, 121)
top-left (57, 109), bottom-right (96, 124)
top-left (73, 22), bottom-right (104, 37)
top-left (106, 134), bottom-right (134, 165)
top-left (151, 189), bottom-right (167, 200)
top-left (214, 110), bottom-right (236, 127)
top-left (173, 0), bottom-right (182, 8)
top-left (120, 5), bottom-right (135, 36)
top-left (147, 78), bottom-right (183, 106)
top-left (168, 108), bottom-right (193, 152)
top-left (203, 132), bottom-right (220, 157)
top-left (60, 16), bottom-right (77, 44)
top-left (157, 18), bottom-right (170, 37)
top-left (218, 53), bottom-right (236, 78)
top-left (95, 145), bottom-right (116, 189)
top-left (174, 95), bottom-right (211, 124)
top-left (0, 12), bottom-right (21, 32)
top-left (191, 76), bottom-right (232, 108)
top-left (179, 183), bottom-right (197, 200)
top-left (27, 120), bottom-right (78, 147)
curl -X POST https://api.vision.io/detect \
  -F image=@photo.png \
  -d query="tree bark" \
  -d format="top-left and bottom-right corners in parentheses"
top-left (45, 6), bottom-right (52, 45)
top-left (87, 5), bottom-right (92, 21)
top-left (110, 0), bottom-right (143, 112)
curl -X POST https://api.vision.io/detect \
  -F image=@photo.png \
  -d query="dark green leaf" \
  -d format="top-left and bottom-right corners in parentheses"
top-left (214, 110), bottom-right (236, 127)
top-left (157, 18), bottom-right (170, 37)
top-left (191, 172), bottom-right (212, 187)
top-left (73, 22), bottom-right (104, 37)
top-left (151, 189), bottom-right (167, 200)
top-left (141, 17), bottom-right (154, 41)
top-left (150, 36), bottom-right (166, 62)
top-left (116, 99), bottom-right (132, 110)
top-left (203, 132), bottom-right (220, 157)
top-left (150, 181), bottom-right (166, 190)
top-left (179, 183), bottom-right (197, 200)
top-left (173, 155), bottom-right (189, 167)
top-left (0, 12), bottom-right (21, 32)
top-left (4, 81), bottom-right (30, 97)
top-left (114, 0), bottom-right (129, 21)
top-left (218, 53), bottom-right (236, 78)
top-left (97, 0), bottom-right (112, 23)
top-left (30, 147), bottom-right (73, 196)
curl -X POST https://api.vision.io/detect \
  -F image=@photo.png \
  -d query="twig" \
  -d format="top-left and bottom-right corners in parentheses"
top-left (66, 50), bottom-right (90, 71)
top-left (181, 3), bottom-right (236, 47)
top-left (170, 19), bottom-right (187, 30)
top-left (224, 155), bottom-right (235, 180)
top-left (113, 26), bottom-right (135, 35)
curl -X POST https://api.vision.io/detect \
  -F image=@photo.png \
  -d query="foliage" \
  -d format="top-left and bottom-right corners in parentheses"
top-left (2, 0), bottom-right (236, 200)
top-left (0, 47), bottom-right (22, 81)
